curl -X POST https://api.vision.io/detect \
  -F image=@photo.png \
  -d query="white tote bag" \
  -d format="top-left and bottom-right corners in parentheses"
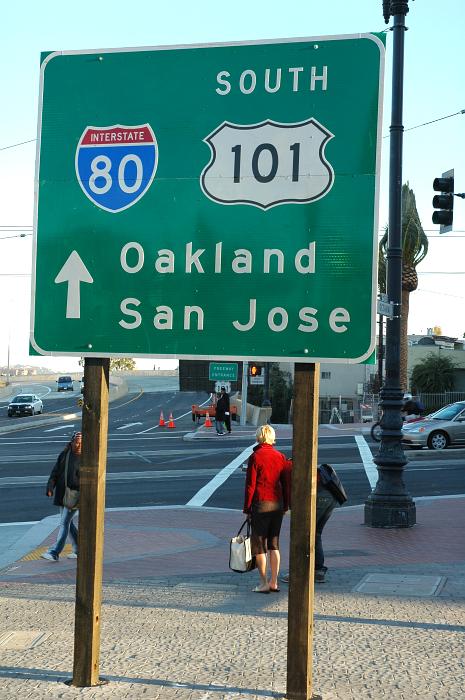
top-left (229, 520), bottom-right (255, 573)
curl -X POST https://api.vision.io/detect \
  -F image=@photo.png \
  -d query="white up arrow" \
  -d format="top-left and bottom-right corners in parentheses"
top-left (54, 251), bottom-right (94, 319)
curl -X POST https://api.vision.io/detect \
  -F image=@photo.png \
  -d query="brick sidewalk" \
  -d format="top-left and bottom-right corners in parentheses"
top-left (1, 499), bottom-right (464, 585)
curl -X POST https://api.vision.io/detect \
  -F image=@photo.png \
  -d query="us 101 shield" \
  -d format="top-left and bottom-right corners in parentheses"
top-left (200, 118), bottom-right (334, 209)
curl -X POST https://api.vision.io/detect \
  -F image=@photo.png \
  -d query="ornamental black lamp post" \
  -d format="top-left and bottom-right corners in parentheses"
top-left (364, 0), bottom-right (416, 527)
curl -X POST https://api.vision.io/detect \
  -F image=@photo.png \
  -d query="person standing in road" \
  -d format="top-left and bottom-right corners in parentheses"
top-left (219, 386), bottom-right (232, 434)
top-left (215, 387), bottom-right (229, 435)
top-left (243, 424), bottom-right (290, 593)
top-left (41, 431), bottom-right (81, 561)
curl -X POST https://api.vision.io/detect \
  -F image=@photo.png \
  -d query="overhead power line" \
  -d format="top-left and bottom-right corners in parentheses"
top-left (418, 288), bottom-right (465, 300)
top-left (404, 108), bottom-right (465, 133)
top-left (0, 138), bottom-right (36, 151)
top-left (2, 109), bottom-right (463, 152)
top-left (383, 108), bottom-right (464, 138)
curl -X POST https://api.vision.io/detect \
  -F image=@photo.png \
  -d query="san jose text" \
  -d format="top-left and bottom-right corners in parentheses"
top-left (117, 240), bottom-right (352, 336)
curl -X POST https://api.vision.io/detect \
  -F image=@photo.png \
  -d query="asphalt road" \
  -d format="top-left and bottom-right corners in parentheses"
top-left (0, 379), bottom-right (464, 523)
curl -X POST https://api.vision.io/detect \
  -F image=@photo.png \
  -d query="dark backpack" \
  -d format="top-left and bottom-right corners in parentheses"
top-left (318, 463), bottom-right (348, 505)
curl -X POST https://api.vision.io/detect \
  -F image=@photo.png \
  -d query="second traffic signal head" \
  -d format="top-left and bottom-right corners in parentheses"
top-left (249, 364), bottom-right (261, 377)
top-left (432, 174), bottom-right (454, 232)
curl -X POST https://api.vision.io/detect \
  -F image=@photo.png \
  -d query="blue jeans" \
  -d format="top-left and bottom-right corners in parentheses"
top-left (315, 490), bottom-right (337, 571)
top-left (215, 419), bottom-right (225, 434)
top-left (49, 507), bottom-right (78, 558)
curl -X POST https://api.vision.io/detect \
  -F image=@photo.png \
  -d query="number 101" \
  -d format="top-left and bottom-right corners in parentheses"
top-left (231, 142), bottom-right (301, 184)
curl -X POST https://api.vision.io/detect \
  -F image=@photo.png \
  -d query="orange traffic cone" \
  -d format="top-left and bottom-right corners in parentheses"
top-left (167, 413), bottom-right (176, 428)
top-left (159, 411), bottom-right (165, 427)
top-left (204, 412), bottom-right (213, 428)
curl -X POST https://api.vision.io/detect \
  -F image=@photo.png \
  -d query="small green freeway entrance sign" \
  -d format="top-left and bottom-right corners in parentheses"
top-left (209, 362), bottom-right (238, 382)
top-left (32, 34), bottom-right (384, 362)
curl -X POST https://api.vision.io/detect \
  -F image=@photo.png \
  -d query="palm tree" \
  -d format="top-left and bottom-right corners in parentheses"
top-left (410, 352), bottom-right (456, 393)
top-left (378, 183), bottom-right (429, 390)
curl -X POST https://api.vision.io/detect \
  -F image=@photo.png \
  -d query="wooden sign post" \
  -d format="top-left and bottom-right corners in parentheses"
top-left (72, 357), bottom-right (110, 687)
top-left (287, 362), bottom-right (321, 700)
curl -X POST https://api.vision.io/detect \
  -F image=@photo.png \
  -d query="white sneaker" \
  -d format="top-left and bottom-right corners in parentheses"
top-left (67, 552), bottom-right (78, 559)
top-left (41, 551), bottom-right (58, 561)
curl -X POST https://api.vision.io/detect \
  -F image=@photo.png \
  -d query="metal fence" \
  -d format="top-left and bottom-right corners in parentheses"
top-left (292, 392), bottom-right (465, 425)
top-left (417, 392), bottom-right (465, 412)
top-left (319, 396), bottom-right (358, 424)
top-left (357, 392), bottom-right (465, 423)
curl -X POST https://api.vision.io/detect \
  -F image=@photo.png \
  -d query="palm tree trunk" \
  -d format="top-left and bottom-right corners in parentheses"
top-left (400, 289), bottom-right (410, 391)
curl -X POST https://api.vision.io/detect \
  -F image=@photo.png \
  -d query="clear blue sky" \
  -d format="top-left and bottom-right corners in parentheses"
top-left (1, 0), bottom-right (464, 371)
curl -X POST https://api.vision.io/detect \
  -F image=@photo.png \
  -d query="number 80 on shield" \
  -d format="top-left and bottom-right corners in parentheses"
top-left (75, 124), bottom-right (158, 213)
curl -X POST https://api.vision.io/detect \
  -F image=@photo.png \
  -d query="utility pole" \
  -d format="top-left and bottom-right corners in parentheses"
top-left (72, 358), bottom-right (110, 686)
top-left (365, 0), bottom-right (416, 528)
top-left (6, 337), bottom-right (10, 386)
top-left (262, 362), bottom-right (271, 408)
top-left (377, 313), bottom-right (384, 391)
top-left (240, 361), bottom-right (248, 426)
top-left (287, 363), bottom-right (321, 700)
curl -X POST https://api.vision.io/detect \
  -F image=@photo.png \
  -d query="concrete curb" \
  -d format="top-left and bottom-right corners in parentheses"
top-left (0, 413), bottom-right (79, 435)
top-left (0, 514), bottom-right (60, 570)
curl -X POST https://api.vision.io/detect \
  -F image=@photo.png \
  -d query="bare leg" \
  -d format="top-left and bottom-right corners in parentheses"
top-left (269, 549), bottom-right (280, 589)
top-left (254, 553), bottom-right (269, 590)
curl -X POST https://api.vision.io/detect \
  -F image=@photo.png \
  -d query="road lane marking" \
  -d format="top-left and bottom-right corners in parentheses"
top-left (0, 468), bottom-right (220, 487)
top-left (354, 435), bottom-right (378, 489)
top-left (117, 422), bottom-right (142, 430)
top-left (186, 443), bottom-right (256, 507)
top-left (43, 425), bottom-right (75, 432)
top-left (128, 450), bottom-right (152, 463)
top-left (0, 447), bottom-right (241, 465)
top-left (109, 390), bottom-right (144, 410)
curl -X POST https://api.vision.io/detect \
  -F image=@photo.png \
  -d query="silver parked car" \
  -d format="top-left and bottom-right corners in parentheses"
top-left (8, 394), bottom-right (44, 417)
top-left (402, 401), bottom-right (465, 450)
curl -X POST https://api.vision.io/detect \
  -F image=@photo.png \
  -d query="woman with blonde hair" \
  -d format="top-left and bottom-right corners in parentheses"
top-left (243, 424), bottom-right (290, 593)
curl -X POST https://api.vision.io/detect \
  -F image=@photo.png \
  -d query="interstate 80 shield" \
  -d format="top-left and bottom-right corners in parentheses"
top-left (75, 124), bottom-right (158, 213)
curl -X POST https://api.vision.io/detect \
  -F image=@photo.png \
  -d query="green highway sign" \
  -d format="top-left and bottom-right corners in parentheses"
top-left (32, 35), bottom-right (385, 362)
top-left (209, 362), bottom-right (238, 381)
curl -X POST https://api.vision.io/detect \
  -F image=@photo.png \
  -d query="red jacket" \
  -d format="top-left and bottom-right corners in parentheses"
top-left (243, 443), bottom-right (290, 513)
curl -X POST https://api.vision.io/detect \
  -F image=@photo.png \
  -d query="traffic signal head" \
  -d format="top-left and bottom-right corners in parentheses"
top-left (433, 177), bottom-right (454, 193)
top-left (249, 364), bottom-right (259, 377)
top-left (432, 172), bottom-right (454, 233)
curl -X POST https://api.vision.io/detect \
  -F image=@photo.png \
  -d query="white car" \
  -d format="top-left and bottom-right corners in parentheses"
top-left (8, 394), bottom-right (44, 417)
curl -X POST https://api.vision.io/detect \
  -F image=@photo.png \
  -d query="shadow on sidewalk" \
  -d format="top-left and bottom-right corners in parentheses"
top-left (0, 665), bottom-right (284, 697)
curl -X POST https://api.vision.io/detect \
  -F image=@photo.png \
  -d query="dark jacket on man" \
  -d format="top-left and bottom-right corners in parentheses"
top-left (216, 392), bottom-right (230, 421)
top-left (403, 398), bottom-right (420, 415)
top-left (46, 445), bottom-right (80, 507)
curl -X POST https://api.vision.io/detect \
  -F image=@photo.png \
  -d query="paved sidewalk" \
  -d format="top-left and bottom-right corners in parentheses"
top-left (0, 497), bottom-right (464, 699)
